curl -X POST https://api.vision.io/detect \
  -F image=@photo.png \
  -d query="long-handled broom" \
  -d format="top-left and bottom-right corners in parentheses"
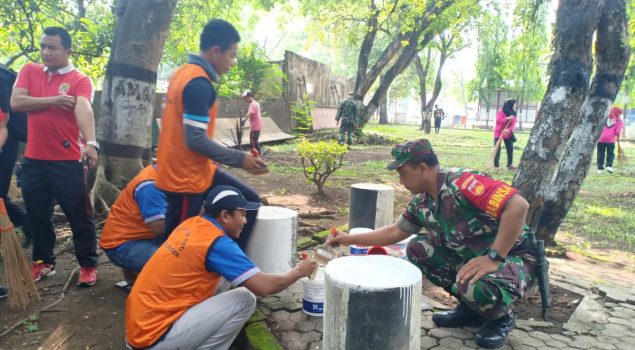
top-left (0, 198), bottom-right (40, 311)
top-left (487, 119), bottom-right (513, 168)
top-left (617, 140), bottom-right (628, 167)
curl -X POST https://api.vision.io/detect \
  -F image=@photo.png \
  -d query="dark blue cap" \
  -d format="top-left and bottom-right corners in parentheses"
top-left (203, 185), bottom-right (260, 214)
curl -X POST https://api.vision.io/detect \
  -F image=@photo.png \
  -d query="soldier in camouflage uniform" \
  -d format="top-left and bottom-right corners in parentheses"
top-left (328, 139), bottom-right (537, 349)
top-left (335, 92), bottom-right (358, 146)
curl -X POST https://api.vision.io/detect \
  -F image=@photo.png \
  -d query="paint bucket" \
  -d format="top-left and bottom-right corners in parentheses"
top-left (366, 246), bottom-right (388, 255)
top-left (324, 255), bottom-right (422, 349)
top-left (385, 235), bottom-right (416, 259)
top-left (349, 227), bottom-right (372, 255)
top-left (302, 267), bottom-right (325, 317)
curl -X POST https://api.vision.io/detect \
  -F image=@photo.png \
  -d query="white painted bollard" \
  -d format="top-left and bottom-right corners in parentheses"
top-left (323, 255), bottom-right (422, 350)
top-left (246, 206), bottom-right (297, 273)
top-left (349, 183), bottom-right (394, 229)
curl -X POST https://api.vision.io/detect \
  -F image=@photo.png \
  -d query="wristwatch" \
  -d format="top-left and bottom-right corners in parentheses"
top-left (86, 140), bottom-right (100, 150)
top-left (485, 248), bottom-right (506, 262)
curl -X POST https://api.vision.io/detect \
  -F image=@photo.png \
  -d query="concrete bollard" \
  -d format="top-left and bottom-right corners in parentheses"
top-left (348, 183), bottom-right (394, 230)
top-left (323, 255), bottom-right (422, 350)
top-left (246, 206), bottom-right (297, 273)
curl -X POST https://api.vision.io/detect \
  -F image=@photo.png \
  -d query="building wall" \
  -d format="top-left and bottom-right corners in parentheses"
top-left (281, 50), bottom-right (354, 107)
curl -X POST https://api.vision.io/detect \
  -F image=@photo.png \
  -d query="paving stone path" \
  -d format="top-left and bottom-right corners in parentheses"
top-left (257, 257), bottom-right (635, 349)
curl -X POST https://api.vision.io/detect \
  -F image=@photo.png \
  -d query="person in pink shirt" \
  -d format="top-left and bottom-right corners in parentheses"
top-left (596, 107), bottom-right (624, 174)
top-left (242, 90), bottom-right (263, 155)
top-left (0, 106), bottom-right (7, 150)
top-left (493, 99), bottom-right (518, 170)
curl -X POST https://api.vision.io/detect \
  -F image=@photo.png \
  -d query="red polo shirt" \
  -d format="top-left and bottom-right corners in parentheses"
top-left (14, 63), bottom-right (93, 160)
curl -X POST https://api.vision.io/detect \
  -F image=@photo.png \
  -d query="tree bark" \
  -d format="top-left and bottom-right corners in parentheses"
top-left (416, 49), bottom-right (432, 132)
top-left (512, 0), bottom-right (604, 232)
top-left (94, 0), bottom-right (177, 212)
top-left (379, 97), bottom-right (388, 124)
top-left (354, 0), bottom-right (379, 97)
top-left (533, 0), bottom-right (629, 243)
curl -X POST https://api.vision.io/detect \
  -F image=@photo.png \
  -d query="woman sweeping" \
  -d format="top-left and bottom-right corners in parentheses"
top-left (493, 98), bottom-right (518, 170)
top-left (597, 107), bottom-right (624, 174)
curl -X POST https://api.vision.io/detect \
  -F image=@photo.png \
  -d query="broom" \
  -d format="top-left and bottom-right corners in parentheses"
top-left (617, 140), bottom-right (628, 167)
top-left (0, 198), bottom-right (40, 311)
top-left (487, 119), bottom-right (513, 168)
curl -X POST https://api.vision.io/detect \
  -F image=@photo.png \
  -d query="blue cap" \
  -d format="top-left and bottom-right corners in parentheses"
top-left (203, 185), bottom-right (260, 214)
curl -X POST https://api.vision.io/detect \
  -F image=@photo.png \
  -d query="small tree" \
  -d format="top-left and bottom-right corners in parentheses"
top-left (297, 140), bottom-right (348, 196)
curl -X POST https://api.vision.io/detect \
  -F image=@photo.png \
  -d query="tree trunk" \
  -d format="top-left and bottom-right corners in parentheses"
top-left (512, 0), bottom-right (604, 235)
top-left (354, 0), bottom-right (454, 120)
top-left (424, 52), bottom-right (448, 133)
top-left (379, 98), bottom-right (389, 124)
top-left (94, 0), bottom-right (178, 212)
top-left (415, 50), bottom-right (431, 132)
top-left (532, 0), bottom-right (629, 243)
top-left (354, 0), bottom-right (379, 97)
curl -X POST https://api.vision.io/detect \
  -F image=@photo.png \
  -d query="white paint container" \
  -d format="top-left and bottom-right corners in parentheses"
top-left (245, 206), bottom-right (297, 273)
top-left (349, 183), bottom-right (394, 230)
top-left (385, 235), bottom-right (416, 259)
top-left (302, 267), bottom-right (326, 316)
top-left (349, 227), bottom-right (373, 255)
top-left (323, 255), bottom-right (422, 350)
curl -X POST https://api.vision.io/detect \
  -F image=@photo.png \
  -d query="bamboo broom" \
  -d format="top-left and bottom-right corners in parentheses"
top-left (487, 119), bottom-right (513, 169)
top-left (617, 140), bottom-right (628, 167)
top-left (0, 198), bottom-right (40, 311)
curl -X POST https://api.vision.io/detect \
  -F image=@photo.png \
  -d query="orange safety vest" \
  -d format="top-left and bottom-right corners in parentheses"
top-left (156, 63), bottom-right (218, 193)
top-left (126, 216), bottom-right (224, 348)
top-left (99, 165), bottom-right (160, 250)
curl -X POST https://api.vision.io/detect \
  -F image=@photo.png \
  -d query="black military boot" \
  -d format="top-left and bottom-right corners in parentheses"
top-left (432, 301), bottom-right (486, 328)
top-left (475, 309), bottom-right (516, 349)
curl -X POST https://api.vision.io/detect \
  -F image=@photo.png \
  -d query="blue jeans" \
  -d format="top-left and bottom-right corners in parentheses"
top-left (104, 238), bottom-right (161, 272)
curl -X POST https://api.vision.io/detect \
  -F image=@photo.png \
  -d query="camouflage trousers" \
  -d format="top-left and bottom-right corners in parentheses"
top-left (338, 123), bottom-right (355, 146)
top-left (406, 235), bottom-right (537, 320)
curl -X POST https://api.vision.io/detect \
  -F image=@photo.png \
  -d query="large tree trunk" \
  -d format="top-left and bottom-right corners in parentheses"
top-left (532, 0), bottom-right (629, 243)
top-left (93, 0), bottom-right (177, 212)
top-left (378, 97), bottom-right (389, 124)
top-left (423, 52), bottom-right (448, 133)
top-left (513, 0), bottom-right (630, 243)
top-left (415, 51), bottom-right (432, 132)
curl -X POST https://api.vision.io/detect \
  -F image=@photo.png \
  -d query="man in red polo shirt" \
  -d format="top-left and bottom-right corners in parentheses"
top-left (11, 27), bottom-right (99, 286)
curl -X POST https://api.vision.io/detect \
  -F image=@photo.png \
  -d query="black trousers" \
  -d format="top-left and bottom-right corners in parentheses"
top-left (0, 132), bottom-right (31, 238)
top-left (163, 168), bottom-right (260, 251)
top-left (250, 130), bottom-right (261, 154)
top-left (21, 158), bottom-right (97, 267)
top-left (494, 137), bottom-right (514, 168)
top-left (597, 142), bottom-right (615, 169)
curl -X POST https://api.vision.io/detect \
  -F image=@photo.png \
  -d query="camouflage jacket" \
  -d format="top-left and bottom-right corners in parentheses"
top-left (396, 169), bottom-right (534, 262)
top-left (336, 99), bottom-right (358, 125)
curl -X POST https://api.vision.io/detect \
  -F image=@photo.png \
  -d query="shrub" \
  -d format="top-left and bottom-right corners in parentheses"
top-left (297, 139), bottom-right (349, 195)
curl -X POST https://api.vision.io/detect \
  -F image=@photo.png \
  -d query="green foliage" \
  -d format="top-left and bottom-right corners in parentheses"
top-left (291, 96), bottom-right (316, 134)
top-left (297, 139), bottom-right (349, 195)
top-left (23, 314), bottom-right (39, 333)
top-left (468, 2), bottom-right (509, 105)
top-left (0, 0), bottom-right (113, 80)
top-left (217, 43), bottom-right (285, 98)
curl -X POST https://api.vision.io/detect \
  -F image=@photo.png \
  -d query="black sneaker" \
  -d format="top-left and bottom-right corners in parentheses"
top-left (0, 285), bottom-right (7, 299)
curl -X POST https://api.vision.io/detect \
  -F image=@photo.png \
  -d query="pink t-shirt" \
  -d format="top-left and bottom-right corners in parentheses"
top-left (248, 100), bottom-right (263, 131)
top-left (0, 106), bottom-right (5, 122)
top-left (14, 63), bottom-right (94, 160)
top-left (493, 109), bottom-right (517, 139)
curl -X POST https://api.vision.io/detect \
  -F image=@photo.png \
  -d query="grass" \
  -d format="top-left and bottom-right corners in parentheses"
top-left (273, 123), bottom-right (635, 259)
